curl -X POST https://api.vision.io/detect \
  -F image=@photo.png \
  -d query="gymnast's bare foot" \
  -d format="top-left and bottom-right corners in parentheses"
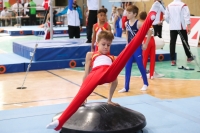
top-left (107, 101), bottom-right (120, 106)
top-left (81, 99), bottom-right (87, 106)
top-left (46, 120), bottom-right (59, 129)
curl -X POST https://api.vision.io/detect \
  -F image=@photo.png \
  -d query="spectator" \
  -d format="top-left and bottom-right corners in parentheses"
top-left (12, 0), bottom-right (23, 16)
top-left (0, 7), bottom-right (11, 26)
top-left (165, 0), bottom-right (193, 66)
top-left (24, 0), bottom-right (29, 16)
top-left (86, 0), bottom-right (99, 43)
top-left (28, 0), bottom-right (37, 25)
top-left (55, 0), bottom-right (83, 39)
top-left (152, 0), bottom-right (165, 38)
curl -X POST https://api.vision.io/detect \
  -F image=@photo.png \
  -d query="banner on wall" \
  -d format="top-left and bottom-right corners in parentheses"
top-left (0, 0), bottom-right (3, 11)
top-left (162, 16), bottom-right (200, 47)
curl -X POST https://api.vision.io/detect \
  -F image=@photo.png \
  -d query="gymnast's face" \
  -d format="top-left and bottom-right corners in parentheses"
top-left (126, 11), bottom-right (137, 20)
top-left (98, 12), bottom-right (106, 23)
top-left (98, 38), bottom-right (111, 54)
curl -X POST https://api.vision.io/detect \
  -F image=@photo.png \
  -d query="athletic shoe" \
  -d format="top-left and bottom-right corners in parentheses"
top-left (118, 88), bottom-right (127, 93)
top-left (140, 85), bottom-right (148, 91)
top-left (86, 40), bottom-right (91, 43)
top-left (187, 56), bottom-right (194, 62)
top-left (171, 61), bottom-right (176, 66)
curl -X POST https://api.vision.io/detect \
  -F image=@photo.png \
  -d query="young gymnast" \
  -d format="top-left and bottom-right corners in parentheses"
top-left (139, 11), bottom-right (155, 79)
top-left (46, 1), bottom-right (160, 130)
top-left (118, 5), bottom-right (152, 93)
top-left (91, 9), bottom-right (111, 52)
top-left (113, 7), bottom-right (124, 37)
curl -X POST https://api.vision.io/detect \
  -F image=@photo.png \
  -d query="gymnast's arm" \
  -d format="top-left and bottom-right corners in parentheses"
top-left (107, 24), bottom-right (112, 32)
top-left (83, 52), bottom-right (92, 81)
top-left (143, 29), bottom-right (153, 50)
top-left (137, 20), bottom-right (152, 50)
top-left (107, 56), bottom-right (120, 106)
top-left (112, 16), bottom-right (117, 34)
top-left (91, 25), bottom-right (96, 52)
top-left (125, 21), bottom-right (128, 45)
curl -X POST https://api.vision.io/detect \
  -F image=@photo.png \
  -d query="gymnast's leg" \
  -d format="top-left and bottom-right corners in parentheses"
top-left (118, 54), bottom-right (134, 92)
top-left (134, 46), bottom-right (148, 90)
top-left (149, 39), bottom-right (156, 78)
top-left (47, 67), bottom-right (108, 131)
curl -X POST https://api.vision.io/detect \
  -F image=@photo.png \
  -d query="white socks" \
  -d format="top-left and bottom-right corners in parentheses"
top-left (46, 120), bottom-right (59, 129)
top-left (118, 88), bottom-right (127, 93)
top-left (140, 85), bottom-right (148, 91)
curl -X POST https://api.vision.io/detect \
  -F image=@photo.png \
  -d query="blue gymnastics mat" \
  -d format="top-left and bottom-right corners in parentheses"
top-left (3, 26), bottom-right (87, 36)
top-left (0, 53), bottom-right (85, 73)
top-left (0, 94), bottom-right (200, 133)
top-left (13, 38), bottom-right (127, 61)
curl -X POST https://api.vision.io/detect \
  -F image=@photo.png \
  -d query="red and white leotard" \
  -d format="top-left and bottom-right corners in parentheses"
top-left (94, 22), bottom-right (109, 51)
top-left (91, 52), bottom-right (114, 69)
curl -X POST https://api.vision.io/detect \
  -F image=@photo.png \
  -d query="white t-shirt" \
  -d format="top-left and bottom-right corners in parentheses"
top-left (12, 3), bottom-right (23, 13)
top-left (0, 10), bottom-right (10, 18)
top-left (24, 2), bottom-right (29, 15)
top-left (87, 0), bottom-right (99, 10)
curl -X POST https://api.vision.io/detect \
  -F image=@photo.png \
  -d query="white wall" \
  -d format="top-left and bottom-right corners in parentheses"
top-left (101, 0), bottom-right (121, 20)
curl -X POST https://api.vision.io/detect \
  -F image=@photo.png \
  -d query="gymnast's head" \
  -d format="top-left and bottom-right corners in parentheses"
top-left (126, 5), bottom-right (139, 19)
top-left (97, 9), bottom-right (107, 23)
top-left (97, 31), bottom-right (114, 54)
top-left (139, 11), bottom-right (147, 21)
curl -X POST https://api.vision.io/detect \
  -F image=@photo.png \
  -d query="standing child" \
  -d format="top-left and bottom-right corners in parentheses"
top-left (110, 6), bottom-right (117, 23)
top-left (46, 1), bottom-right (160, 130)
top-left (139, 11), bottom-right (156, 79)
top-left (118, 5), bottom-right (152, 93)
top-left (113, 7), bottom-right (124, 37)
top-left (91, 9), bottom-right (111, 52)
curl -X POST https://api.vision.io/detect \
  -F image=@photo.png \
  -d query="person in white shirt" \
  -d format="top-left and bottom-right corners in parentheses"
top-left (55, 0), bottom-right (83, 38)
top-left (86, 0), bottom-right (99, 43)
top-left (152, 0), bottom-right (165, 38)
top-left (12, 0), bottom-right (23, 16)
top-left (0, 7), bottom-right (11, 26)
top-left (165, 0), bottom-right (193, 66)
top-left (24, 0), bottom-right (29, 16)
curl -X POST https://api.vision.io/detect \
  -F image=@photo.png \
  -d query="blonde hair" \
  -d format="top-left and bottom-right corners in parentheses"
top-left (117, 7), bottom-right (124, 12)
top-left (97, 31), bottom-right (114, 42)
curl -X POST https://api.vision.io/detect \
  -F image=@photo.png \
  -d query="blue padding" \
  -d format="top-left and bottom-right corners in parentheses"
top-left (3, 64), bottom-right (25, 73)
top-left (38, 33), bottom-right (87, 38)
top-left (0, 53), bottom-right (29, 73)
top-left (13, 38), bottom-right (127, 61)
top-left (3, 26), bottom-right (86, 36)
top-left (155, 49), bottom-right (176, 61)
top-left (25, 58), bottom-right (85, 71)
top-left (0, 53), bottom-right (85, 73)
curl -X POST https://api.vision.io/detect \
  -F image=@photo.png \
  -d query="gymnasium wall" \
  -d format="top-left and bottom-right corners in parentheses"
top-left (135, 0), bottom-right (199, 16)
top-left (101, 0), bottom-right (121, 20)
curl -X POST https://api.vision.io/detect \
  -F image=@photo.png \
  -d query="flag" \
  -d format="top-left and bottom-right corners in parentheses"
top-left (68, 0), bottom-right (73, 11)
top-left (67, 0), bottom-right (73, 14)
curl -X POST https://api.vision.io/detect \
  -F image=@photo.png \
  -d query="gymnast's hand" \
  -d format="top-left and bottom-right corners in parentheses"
top-left (142, 44), bottom-right (147, 50)
top-left (91, 46), bottom-right (94, 52)
top-left (107, 101), bottom-right (120, 106)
